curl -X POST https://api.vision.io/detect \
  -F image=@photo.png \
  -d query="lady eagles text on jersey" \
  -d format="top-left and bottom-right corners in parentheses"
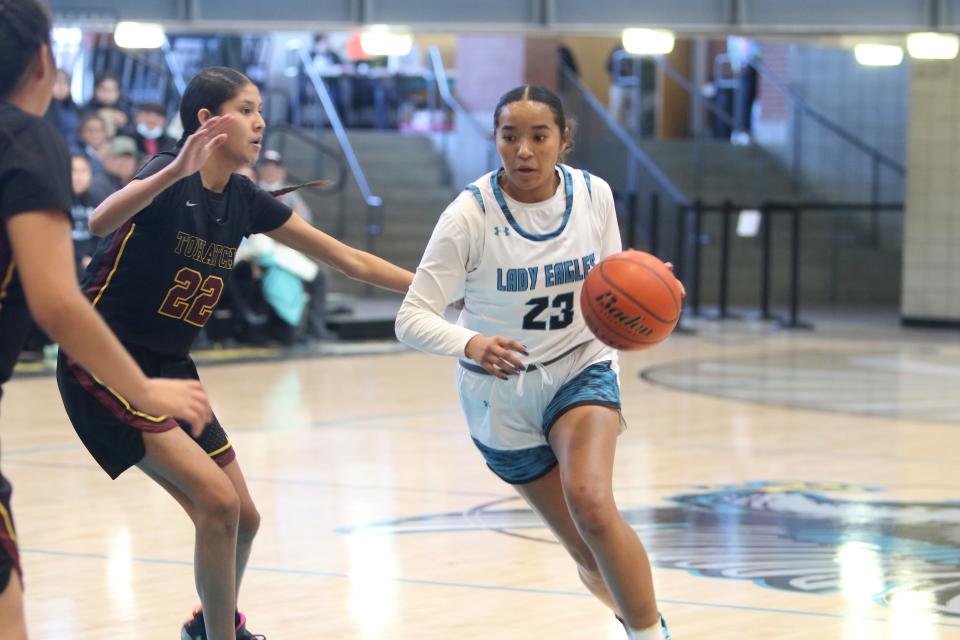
top-left (496, 253), bottom-right (597, 292)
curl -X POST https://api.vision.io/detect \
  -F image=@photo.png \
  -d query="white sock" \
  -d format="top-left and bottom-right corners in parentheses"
top-left (627, 617), bottom-right (667, 640)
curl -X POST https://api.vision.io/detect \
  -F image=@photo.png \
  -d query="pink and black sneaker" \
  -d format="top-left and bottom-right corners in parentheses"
top-left (180, 606), bottom-right (265, 640)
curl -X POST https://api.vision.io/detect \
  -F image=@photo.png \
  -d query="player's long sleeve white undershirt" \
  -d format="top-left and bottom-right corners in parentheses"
top-left (396, 171), bottom-right (621, 360)
top-left (395, 191), bottom-right (484, 357)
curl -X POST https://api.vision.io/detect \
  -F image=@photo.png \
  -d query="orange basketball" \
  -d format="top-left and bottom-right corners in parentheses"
top-left (580, 250), bottom-right (682, 351)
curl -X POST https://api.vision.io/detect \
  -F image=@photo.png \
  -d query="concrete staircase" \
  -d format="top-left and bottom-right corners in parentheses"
top-left (639, 139), bottom-right (805, 206)
top-left (275, 129), bottom-right (457, 295)
top-left (634, 139), bottom-right (902, 310)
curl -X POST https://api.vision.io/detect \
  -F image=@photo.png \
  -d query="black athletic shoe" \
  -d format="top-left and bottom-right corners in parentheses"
top-left (180, 606), bottom-right (266, 640)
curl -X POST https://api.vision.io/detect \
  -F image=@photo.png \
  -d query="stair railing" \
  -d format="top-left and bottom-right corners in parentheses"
top-left (424, 46), bottom-right (498, 188)
top-left (296, 45), bottom-right (384, 254)
top-left (559, 67), bottom-right (695, 284)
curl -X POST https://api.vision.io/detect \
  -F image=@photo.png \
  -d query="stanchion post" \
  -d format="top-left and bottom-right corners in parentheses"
top-left (718, 199), bottom-right (733, 318)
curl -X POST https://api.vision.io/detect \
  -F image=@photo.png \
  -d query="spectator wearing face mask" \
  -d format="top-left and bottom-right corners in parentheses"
top-left (131, 101), bottom-right (176, 157)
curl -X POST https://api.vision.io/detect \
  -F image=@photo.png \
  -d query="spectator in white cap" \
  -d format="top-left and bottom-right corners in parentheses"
top-left (258, 149), bottom-right (313, 225)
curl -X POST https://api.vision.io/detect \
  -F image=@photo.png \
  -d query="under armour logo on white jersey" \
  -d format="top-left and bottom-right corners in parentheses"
top-left (185, 200), bottom-right (199, 207)
top-left (493, 226), bottom-right (510, 237)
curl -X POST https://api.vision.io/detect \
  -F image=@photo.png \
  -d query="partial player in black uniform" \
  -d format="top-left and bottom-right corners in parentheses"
top-left (56, 66), bottom-right (414, 640)
top-left (0, 2), bottom-right (213, 638)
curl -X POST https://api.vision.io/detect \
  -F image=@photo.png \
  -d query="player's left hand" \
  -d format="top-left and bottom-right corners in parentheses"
top-left (663, 262), bottom-right (686, 299)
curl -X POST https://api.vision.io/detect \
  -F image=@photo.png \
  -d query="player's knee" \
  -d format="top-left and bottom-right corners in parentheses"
top-left (196, 482), bottom-right (241, 530)
top-left (238, 502), bottom-right (261, 540)
top-left (565, 483), bottom-right (616, 538)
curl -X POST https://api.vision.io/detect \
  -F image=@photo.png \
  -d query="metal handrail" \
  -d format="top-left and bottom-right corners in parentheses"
top-left (296, 46), bottom-right (382, 210)
top-left (426, 46), bottom-right (491, 141)
top-left (263, 123), bottom-right (348, 192)
top-left (749, 59), bottom-right (905, 175)
top-left (160, 36), bottom-right (187, 98)
top-left (561, 67), bottom-right (690, 206)
top-left (425, 46), bottom-right (497, 184)
top-left (655, 58), bottom-right (738, 132)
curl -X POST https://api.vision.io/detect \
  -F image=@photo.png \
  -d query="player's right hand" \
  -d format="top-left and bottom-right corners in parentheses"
top-left (171, 115), bottom-right (233, 178)
top-left (464, 335), bottom-right (528, 380)
top-left (135, 379), bottom-right (213, 437)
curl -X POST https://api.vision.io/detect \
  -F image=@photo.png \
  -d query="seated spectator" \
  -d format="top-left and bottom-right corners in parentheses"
top-left (259, 150), bottom-right (313, 224)
top-left (80, 71), bottom-right (133, 135)
top-left (203, 164), bottom-right (267, 345)
top-left (88, 135), bottom-right (139, 202)
top-left (45, 68), bottom-right (80, 148)
top-left (209, 159), bottom-right (333, 346)
top-left (70, 154), bottom-right (102, 274)
top-left (258, 150), bottom-right (331, 340)
top-left (235, 233), bottom-right (327, 344)
top-left (132, 102), bottom-right (177, 157)
top-left (75, 113), bottom-right (109, 174)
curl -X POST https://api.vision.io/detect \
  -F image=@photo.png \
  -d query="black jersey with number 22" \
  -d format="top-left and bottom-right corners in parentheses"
top-left (81, 151), bottom-right (292, 356)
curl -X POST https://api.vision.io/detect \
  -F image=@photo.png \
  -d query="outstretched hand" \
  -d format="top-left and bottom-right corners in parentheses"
top-left (170, 115), bottom-right (233, 178)
top-left (134, 379), bottom-right (213, 437)
top-left (464, 335), bottom-right (527, 380)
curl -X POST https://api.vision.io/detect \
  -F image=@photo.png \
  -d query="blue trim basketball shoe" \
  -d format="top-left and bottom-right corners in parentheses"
top-left (180, 606), bottom-right (266, 640)
top-left (616, 613), bottom-right (672, 639)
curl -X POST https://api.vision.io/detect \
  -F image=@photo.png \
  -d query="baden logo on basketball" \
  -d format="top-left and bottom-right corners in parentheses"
top-left (592, 291), bottom-right (655, 337)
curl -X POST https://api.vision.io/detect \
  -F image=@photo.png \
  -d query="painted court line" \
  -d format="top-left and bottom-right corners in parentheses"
top-left (18, 547), bottom-right (960, 628)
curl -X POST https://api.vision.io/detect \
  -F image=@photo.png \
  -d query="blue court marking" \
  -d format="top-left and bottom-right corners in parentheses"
top-left (242, 475), bottom-right (504, 499)
top-left (3, 454), bottom-right (503, 498)
top-left (18, 546), bottom-right (960, 628)
top-left (3, 406), bottom-right (462, 458)
top-left (634, 438), bottom-right (960, 466)
top-left (3, 443), bottom-right (82, 457)
top-left (3, 457), bottom-right (503, 498)
top-left (228, 406), bottom-right (463, 434)
top-left (654, 598), bottom-right (960, 627)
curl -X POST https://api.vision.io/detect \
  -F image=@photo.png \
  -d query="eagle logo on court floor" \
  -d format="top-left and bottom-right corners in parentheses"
top-left (338, 481), bottom-right (960, 618)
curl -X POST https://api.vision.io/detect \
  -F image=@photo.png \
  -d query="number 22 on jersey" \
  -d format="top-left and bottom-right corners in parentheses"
top-left (157, 267), bottom-right (225, 327)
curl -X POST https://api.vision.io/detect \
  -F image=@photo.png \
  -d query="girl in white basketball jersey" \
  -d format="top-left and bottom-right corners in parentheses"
top-left (396, 85), bottom-right (672, 640)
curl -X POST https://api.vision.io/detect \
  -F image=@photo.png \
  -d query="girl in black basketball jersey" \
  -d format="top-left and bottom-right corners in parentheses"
top-left (0, 1), bottom-right (213, 638)
top-left (56, 66), bottom-right (413, 640)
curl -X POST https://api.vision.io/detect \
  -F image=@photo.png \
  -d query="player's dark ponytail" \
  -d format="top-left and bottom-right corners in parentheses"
top-left (177, 66), bottom-right (251, 148)
top-left (0, 0), bottom-right (52, 101)
top-left (493, 85), bottom-right (575, 160)
top-left (266, 179), bottom-right (332, 197)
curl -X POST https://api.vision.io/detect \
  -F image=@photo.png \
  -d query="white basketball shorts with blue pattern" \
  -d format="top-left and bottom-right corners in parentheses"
top-left (457, 341), bottom-right (625, 484)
